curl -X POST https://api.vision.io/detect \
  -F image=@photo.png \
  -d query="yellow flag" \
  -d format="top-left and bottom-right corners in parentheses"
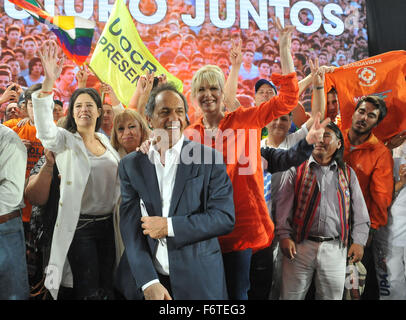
top-left (89, 0), bottom-right (183, 106)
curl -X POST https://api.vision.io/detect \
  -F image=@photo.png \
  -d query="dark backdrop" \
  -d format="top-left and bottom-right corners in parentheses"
top-left (366, 0), bottom-right (406, 56)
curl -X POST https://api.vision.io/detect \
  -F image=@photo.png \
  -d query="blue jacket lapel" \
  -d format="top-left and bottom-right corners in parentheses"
top-left (139, 155), bottom-right (162, 217)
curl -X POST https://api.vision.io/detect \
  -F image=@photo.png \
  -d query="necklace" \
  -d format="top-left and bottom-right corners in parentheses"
top-left (203, 118), bottom-right (219, 139)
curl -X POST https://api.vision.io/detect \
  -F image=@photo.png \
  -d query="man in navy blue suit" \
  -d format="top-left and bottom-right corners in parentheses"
top-left (116, 83), bottom-right (235, 300)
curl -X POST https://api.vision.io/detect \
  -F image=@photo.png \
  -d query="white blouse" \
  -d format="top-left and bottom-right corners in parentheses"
top-left (80, 148), bottom-right (119, 215)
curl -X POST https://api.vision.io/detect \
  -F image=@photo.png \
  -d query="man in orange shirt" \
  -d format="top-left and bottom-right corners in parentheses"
top-left (343, 95), bottom-right (393, 300)
top-left (324, 50), bottom-right (406, 143)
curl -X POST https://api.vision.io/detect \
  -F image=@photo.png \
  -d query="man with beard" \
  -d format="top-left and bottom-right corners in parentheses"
top-left (343, 95), bottom-right (393, 300)
top-left (4, 102), bottom-right (20, 121)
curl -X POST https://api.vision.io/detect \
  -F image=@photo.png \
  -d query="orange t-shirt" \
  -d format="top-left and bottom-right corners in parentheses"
top-left (324, 50), bottom-right (406, 142)
top-left (12, 122), bottom-right (44, 222)
top-left (184, 72), bottom-right (299, 253)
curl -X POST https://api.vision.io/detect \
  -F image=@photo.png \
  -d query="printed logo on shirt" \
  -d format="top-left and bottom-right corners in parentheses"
top-left (357, 66), bottom-right (377, 87)
top-left (343, 58), bottom-right (382, 70)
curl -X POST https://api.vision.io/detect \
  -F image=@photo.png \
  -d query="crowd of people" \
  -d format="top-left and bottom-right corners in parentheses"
top-left (2, 0), bottom-right (406, 301)
top-left (0, 0), bottom-right (368, 117)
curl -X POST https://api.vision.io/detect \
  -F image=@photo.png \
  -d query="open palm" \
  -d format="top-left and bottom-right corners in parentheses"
top-left (38, 40), bottom-right (65, 83)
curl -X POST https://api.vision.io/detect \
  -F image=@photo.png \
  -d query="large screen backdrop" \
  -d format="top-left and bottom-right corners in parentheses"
top-left (1, 0), bottom-right (368, 113)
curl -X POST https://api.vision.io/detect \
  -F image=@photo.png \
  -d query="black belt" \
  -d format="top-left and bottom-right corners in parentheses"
top-left (79, 213), bottom-right (112, 221)
top-left (307, 235), bottom-right (340, 242)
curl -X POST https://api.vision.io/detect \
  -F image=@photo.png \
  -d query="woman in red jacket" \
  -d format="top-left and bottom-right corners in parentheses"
top-left (184, 18), bottom-right (299, 299)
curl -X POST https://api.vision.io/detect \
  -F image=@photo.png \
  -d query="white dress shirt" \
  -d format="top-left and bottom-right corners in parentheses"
top-left (141, 135), bottom-right (184, 291)
top-left (0, 124), bottom-right (27, 215)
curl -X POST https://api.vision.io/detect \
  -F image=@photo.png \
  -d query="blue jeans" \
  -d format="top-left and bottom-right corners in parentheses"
top-left (222, 249), bottom-right (252, 300)
top-left (67, 214), bottom-right (115, 300)
top-left (0, 215), bottom-right (29, 300)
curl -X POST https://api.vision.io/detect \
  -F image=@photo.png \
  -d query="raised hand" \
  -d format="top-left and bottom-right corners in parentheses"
top-left (319, 65), bottom-right (337, 74)
top-left (272, 16), bottom-right (295, 74)
top-left (0, 84), bottom-right (19, 104)
top-left (309, 58), bottom-right (325, 87)
top-left (38, 40), bottom-right (65, 92)
top-left (273, 16), bottom-right (295, 49)
top-left (101, 82), bottom-right (121, 106)
top-left (101, 82), bottom-right (113, 94)
top-left (306, 112), bottom-right (331, 145)
top-left (15, 83), bottom-right (24, 97)
top-left (157, 73), bottom-right (167, 86)
top-left (145, 71), bottom-right (155, 92)
top-left (135, 72), bottom-right (154, 95)
top-left (76, 65), bottom-right (89, 88)
top-left (230, 38), bottom-right (242, 66)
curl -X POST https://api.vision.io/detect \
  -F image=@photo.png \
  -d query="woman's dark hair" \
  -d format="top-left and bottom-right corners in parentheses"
top-left (64, 88), bottom-right (103, 133)
top-left (326, 121), bottom-right (345, 170)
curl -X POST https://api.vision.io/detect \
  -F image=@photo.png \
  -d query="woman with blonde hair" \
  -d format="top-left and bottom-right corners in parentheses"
top-left (110, 109), bottom-right (150, 158)
top-left (110, 109), bottom-right (150, 285)
top-left (183, 18), bottom-right (299, 299)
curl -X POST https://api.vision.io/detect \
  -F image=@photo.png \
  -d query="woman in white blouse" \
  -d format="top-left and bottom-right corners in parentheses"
top-left (32, 40), bottom-right (121, 300)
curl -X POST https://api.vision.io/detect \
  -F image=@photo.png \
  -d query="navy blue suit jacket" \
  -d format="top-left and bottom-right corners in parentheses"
top-left (261, 138), bottom-right (314, 173)
top-left (115, 139), bottom-right (235, 300)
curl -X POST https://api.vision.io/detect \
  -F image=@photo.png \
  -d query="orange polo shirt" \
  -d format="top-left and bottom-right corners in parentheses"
top-left (324, 50), bottom-right (406, 143)
top-left (184, 72), bottom-right (299, 253)
top-left (12, 122), bottom-right (44, 222)
top-left (343, 128), bottom-right (393, 230)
